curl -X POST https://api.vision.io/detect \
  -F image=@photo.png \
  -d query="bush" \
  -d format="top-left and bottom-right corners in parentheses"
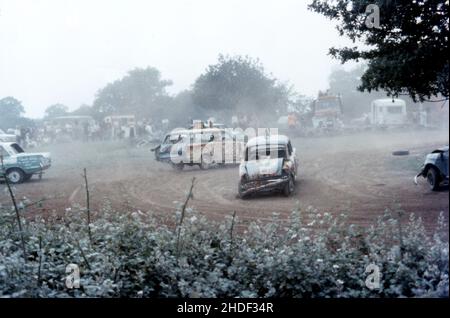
top-left (0, 199), bottom-right (448, 298)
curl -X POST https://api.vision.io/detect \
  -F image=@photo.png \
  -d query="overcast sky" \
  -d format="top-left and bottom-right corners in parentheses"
top-left (0, 0), bottom-right (355, 118)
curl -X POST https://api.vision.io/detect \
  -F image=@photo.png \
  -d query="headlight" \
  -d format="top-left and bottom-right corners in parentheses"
top-left (283, 160), bottom-right (292, 170)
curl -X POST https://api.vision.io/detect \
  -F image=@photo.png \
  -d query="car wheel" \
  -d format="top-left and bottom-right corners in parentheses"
top-left (283, 175), bottom-right (295, 197)
top-left (200, 154), bottom-right (213, 170)
top-left (427, 167), bottom-right (441, 191)
top-left (238, 182), bottom-right (248, 199)
top-left (6, 168), bottom-right (25, 184)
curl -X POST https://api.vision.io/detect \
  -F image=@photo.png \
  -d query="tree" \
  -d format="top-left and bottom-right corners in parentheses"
top-left (0, 97), bottom-right (25, 118)
top-left (309, 0), bottom-right (449, 101)
top-left (328, 65), bottom-right (387, 118)
top-left (192, 55), bottom-right (292, 122)
top-left (92, 67), bottom-right (173, 118)
top-left (0, 97), bottom-right (27, 129)
top-left (44, 103), bottom-right (69, 118)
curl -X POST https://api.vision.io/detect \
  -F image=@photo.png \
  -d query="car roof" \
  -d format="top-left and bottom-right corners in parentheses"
top-left (371, 99), bottom-right (406, 106)
top-left (246, 135), bottom-right (290, 148)
top-left (168, 128), bottom-right (229, 136)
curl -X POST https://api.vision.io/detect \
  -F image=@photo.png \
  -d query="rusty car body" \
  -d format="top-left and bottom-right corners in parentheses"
top-left (153, 127), bottom-right (245, 170)
top-left (238, 135), bottom-right (298, 198)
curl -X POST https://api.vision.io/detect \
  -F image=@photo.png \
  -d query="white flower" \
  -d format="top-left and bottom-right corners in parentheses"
top-left (337, 279), bottom-right (344, 285)
top-left (333, 264), bottom-right (340, 269)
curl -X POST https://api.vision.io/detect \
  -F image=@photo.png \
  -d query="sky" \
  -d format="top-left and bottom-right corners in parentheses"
top-left (0, 0), bottom-right (355, 118)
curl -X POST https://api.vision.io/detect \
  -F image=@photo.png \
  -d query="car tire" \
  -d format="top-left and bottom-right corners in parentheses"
top-left (200, 154), bottom-right (213, 170)
top-left (238, 182), bottom-right (248, 199)
top-left (6, 168), bottom-right (25, 184)
top-left (427, 167), bottom-right (441, 191)
top-left (283, 175), bottom-right (295, 197)
top-left (392, 150), bottom-right (410, 156)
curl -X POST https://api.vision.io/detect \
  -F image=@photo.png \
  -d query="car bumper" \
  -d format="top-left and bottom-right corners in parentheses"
top-left (240, 175), bottom-right (289, 196)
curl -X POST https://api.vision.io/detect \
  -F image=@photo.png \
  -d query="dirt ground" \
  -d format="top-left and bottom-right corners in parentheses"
top-left (1, 129), bottom-right (448, 231)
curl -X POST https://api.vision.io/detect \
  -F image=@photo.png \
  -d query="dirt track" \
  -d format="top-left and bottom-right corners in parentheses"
top-left (1, 130), bottom-right (448, 230)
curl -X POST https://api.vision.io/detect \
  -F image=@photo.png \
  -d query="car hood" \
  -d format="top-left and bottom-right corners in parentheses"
top-left (241, 158), bottom-right (283, 178)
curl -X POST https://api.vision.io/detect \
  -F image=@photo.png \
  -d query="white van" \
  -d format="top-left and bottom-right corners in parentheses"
top-left (370, 99), bottom-right (407, 127)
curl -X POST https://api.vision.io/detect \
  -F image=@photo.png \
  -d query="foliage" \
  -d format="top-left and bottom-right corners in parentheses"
top-left (0, 97), bottom-right (33, 130)
top-left (328, 65), bottom-right (388, 118)
top-left (92, 67), bottom-right (173, 118)
top-left (44, 104), bottom-right (69, 118)
top-left (308, 0), bottom-right (449, 101)
top-left (0, 199), bottom-right (447, 298)
top-left (192, 55), bottom-right (292, 120)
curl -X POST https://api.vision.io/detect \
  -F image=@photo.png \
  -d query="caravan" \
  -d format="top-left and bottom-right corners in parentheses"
top-left (370, 99), bottom-right (407, 127)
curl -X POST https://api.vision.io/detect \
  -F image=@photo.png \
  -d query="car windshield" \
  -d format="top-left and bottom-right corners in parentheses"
top-left (246, 145), bottom-right (286, 161)
top-left (316, 99), bottom-right (340, 111)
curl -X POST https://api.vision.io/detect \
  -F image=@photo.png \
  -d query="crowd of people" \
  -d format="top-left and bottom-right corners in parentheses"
top-left (2, 116), bottom-right (168, 149)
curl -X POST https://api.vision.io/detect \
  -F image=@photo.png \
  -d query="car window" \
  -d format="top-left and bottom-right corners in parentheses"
top-left (246, 146), bottom-right (287, 161)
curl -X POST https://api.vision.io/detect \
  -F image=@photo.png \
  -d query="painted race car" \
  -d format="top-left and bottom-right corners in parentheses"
top-left (0, 142), bottom-right (51, 184)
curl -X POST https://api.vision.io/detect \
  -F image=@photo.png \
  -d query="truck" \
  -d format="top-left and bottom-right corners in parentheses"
top-left (311, 91), bottom-right (343, 132)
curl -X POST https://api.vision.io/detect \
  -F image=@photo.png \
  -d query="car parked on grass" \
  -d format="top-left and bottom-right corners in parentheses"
top-left (414, 146), bottom-right (449, 191)
top-left (238, 135), bottom-right (298, 198)
top-left (0, 142), bottom-right (51, 184)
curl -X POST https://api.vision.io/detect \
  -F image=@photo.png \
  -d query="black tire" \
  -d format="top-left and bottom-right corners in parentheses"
top-left (427, 167), bottom-right (441, 191)
top-left (238, 182), bottom-right (248, 199)
top-left (200, 154), bottom-right (213, 170)
top-left (6, 168), bottom-right (25, 184)
top-left (283, 175), bottom-right (295, 197)
top-left (392, 150), bottom-right (410, 156)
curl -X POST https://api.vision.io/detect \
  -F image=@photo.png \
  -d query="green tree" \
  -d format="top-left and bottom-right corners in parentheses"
top-left (309, 0), bottom-right (449, 101)
top-left (0, 97), bottom-right (26, 129)
top-left (192, 55), bottom-right (292, 122)
top-left (328, 65), bottom-right (387, 118)
top-left (0, 97), bottom-right (25, 118)
top-left (44, 103), bottom-right (69, 118)
top-left (92, 67), bottom-right (173, 118)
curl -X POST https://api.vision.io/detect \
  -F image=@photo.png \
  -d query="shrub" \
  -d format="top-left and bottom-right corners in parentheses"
top-left (0, 200), bottom-right (448, 298)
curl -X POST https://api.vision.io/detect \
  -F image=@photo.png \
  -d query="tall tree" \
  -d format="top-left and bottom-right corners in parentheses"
top-left (192, 55), bottom-right (292, 121)
top-left (0, 97), bottom-right (27, 129)
top-left (328, 65), bottom-right (388, 117)
top-left (0, 97), bottom-right (25, 118)
top-left (44, 103), bottom-right (69, 118)
top-left (309, 0), bottom-right (449, 101)
top-left (92, 67), bottom-right (173, 118)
